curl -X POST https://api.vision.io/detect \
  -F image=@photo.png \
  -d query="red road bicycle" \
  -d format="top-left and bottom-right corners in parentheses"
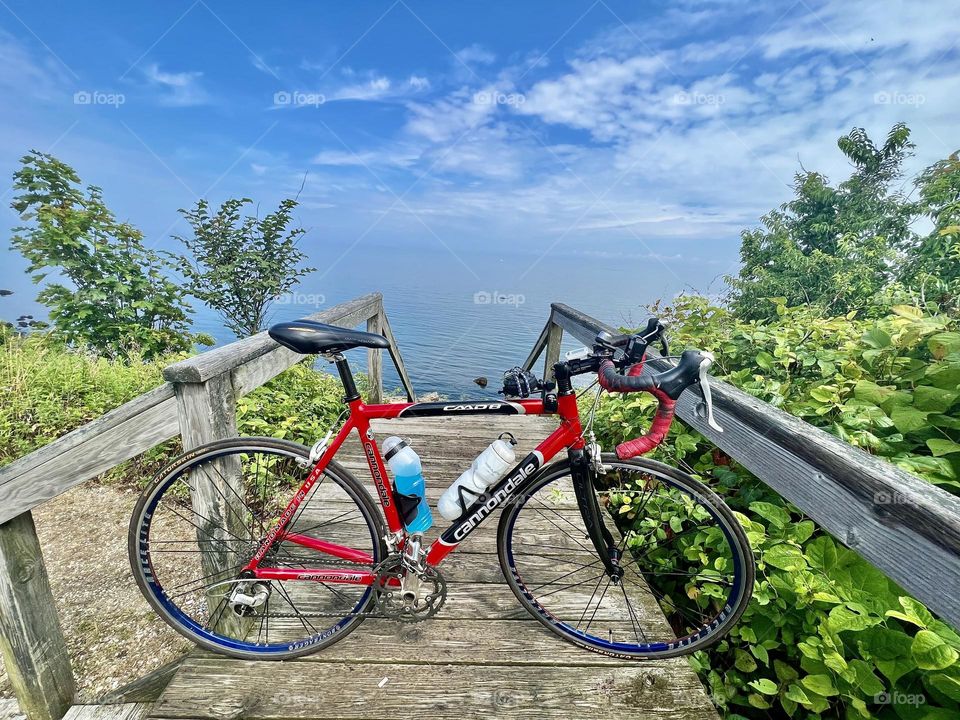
top-left (130, 317), bottom-right (754, 660)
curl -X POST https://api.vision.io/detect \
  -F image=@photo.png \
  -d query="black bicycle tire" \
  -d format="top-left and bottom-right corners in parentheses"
top-left (497, 454), bottom-right (754, 660)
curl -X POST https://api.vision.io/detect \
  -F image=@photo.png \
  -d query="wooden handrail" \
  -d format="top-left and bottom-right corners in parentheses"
top-left (524, 302), bottom-right (960, 630)
top-left (0, 293), bottom-right (415, 720)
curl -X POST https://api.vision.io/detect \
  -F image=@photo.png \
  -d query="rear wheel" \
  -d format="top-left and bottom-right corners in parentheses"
top-left (129, 437), bottom-right (386, 660)
top-left (497, 455), bottom-right (753, 659)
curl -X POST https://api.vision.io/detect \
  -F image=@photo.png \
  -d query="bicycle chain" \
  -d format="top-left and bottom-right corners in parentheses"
top-left (246, 555), bottom-right (447, 622)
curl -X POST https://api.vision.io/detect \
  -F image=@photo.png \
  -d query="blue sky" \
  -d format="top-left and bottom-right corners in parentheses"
top-left (1, 0), bottom-right (958, 319)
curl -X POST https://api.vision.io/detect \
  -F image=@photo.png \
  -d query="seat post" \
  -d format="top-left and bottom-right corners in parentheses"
top-left (331, 354), bottom-right (361, 402)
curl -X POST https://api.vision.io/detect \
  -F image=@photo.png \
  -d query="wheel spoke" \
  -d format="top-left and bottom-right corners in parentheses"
top-left (527, 558), bottom-right (603, 594)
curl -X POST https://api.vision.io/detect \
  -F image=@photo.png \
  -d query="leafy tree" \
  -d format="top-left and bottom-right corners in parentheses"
top-left (175, 197), bottom-right (315, 338)
top-left (902, 151), bottom-right (960, 311)
top-left (9, 151), bottom-right (198, 358)
top-left (729, 124), bottom-right (915, 320)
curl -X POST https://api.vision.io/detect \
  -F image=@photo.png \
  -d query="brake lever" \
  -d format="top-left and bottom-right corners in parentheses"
top-left (696, 352), bottom-right (723, 433)
top-left (639, 318), bottom-right (669, 357)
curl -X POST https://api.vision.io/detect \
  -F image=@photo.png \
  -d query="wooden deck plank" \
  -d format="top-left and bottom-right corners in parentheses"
top-left (191, 618), bottom-right (646, 666)
top-left (152, 660), bottom-right (716, 720)
top-left (63, 703), bottom-right (151, 720)
top-left (150, 415), bottom-right (718, 719)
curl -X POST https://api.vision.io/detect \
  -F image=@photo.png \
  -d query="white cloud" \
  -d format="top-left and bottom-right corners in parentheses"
top-left (760, 0), bottom-right (958, 62)
top-left (325, 74), bottom-right (431, 103)
top-left (0, 29), bottom-right (71, 100)
top-left (456, 44), bottom-right (496, 66)
top-left (404, 87), bottom-right (498, 143)
top-left (143, 64), bottom-right (209, 106)
top-left (311, 147), bottom-right (420, 168)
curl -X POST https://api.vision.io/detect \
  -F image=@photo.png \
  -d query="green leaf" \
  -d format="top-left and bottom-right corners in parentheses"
top-left (929, 332), bottom-right (960, 359)
top-left (891, 304), bottom-right (924, 319)
top-left (853, 379), bottom-right (895, 405)
top-left (756, 351), bottom-right (775, 370)
top-left (749, 501), bottom-right (791, 528)
top-left (862, 328), bottom-right (892, 349)
top-left (791, 520), bottom-right (816, 543)
top-left (912, 629), bottom-right (959, 670)
top-left (860, 627), bottom-right (913, 660)
top-left (734, 648), bottom-right (757, 672)
top-left (800, 674), bottom-right (838, 697)
top-left (752, 644), bottom-right (769, 666)
top-left (822, 650), bottom-right (848, 673)
top-left (926, 363), bottom-right (960, 390)
top-left (890, 406), bottom-right (929, 434)
top-left (828, 603), bottom-right (881, 633)
top-left (749, 678), bottom-right (778, 695)
top-left (913, 385), bottom-right (958, 412)
top-left (848, 659), bottom-right (884, 696)
top-left (774, 659), bottom-right (799, 683)
top-left (876, 657), bottom-right (914, 686)
top-left (763, 544), bottom-right (807, 571)
top-left (809, 386), bottom-right (837, 403)
top-left (784, 683), bottom-right (810, 705)
top-left (929, 673), bottom-right (960, 702)
top-left (927, 438), bottom-right (960, 456)
top-left (806, 536), bottom-right (838, 572)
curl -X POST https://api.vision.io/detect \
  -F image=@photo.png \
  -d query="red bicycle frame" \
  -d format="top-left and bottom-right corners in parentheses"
top-left (242, 393), bottom-right (585, 586)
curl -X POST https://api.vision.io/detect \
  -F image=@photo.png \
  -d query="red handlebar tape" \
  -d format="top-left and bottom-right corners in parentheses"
top-left (598, 358), bottom-right (677, 459)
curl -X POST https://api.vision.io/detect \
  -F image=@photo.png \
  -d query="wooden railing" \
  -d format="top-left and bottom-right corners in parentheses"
top-left (524, 303), bottom-right (960, 630)
top-left (0, 293), bottom-right (414, 720)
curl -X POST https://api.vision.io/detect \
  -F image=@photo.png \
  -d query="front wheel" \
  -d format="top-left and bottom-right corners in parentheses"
top-left (497, 455), bottom-right (754, 659)
top-left (129, 437), bottom-right (386, 660)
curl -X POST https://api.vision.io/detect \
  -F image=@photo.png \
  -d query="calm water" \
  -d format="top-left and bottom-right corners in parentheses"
top-left (190, 243), bottom-right (697, 399)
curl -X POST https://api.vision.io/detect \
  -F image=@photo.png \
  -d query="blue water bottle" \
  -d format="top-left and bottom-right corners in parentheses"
top-left (382, 436), bottom-right (434, 534)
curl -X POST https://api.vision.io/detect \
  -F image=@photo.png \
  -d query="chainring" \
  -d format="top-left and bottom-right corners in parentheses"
top-left (373, 555), bottom-right (447, 623)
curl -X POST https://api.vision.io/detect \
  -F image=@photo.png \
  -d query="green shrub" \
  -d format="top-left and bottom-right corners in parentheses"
top-left (237, 360), bottom-right (349, 444)
top-left (1, 335), bottom-right (350, 485)
top-left (591, 297), bottom-right (960, 718)
top-left (0, 332), bottom-right (167, 465)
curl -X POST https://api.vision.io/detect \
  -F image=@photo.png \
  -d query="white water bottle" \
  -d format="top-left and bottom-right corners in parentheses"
top-left (438, 433), bottom-right (518, 521)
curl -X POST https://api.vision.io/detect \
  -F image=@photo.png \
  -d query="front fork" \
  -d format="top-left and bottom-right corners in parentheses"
top-left (570, 448), bottom-right (624, 582)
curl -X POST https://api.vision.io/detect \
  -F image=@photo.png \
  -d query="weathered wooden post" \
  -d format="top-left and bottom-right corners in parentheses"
top-left (0, 512), bottom-right (76, 720)
top-left (377, 308), bottom-right (417, 403)
top-left (163, 369), bottom-right (247, 638)
top-left (366, 312), bottom-right (384, 404)
top-left (543, 322), bottom-right (563, 381)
